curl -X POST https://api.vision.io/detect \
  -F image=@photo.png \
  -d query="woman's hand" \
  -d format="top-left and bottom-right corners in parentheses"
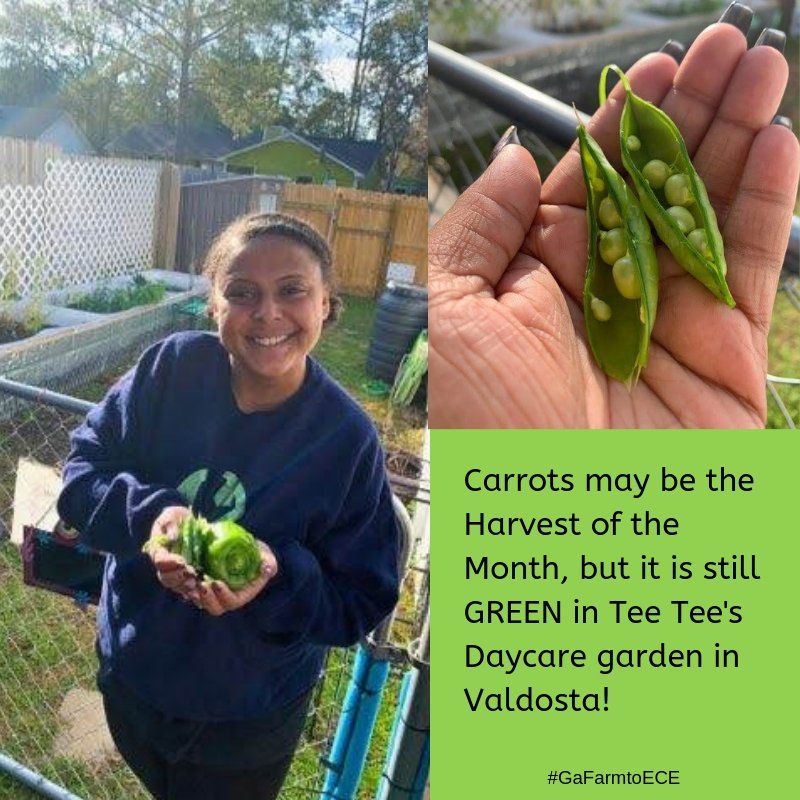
top-left (429, 18), bottom-right (799, 428)
top-left (186, 541), bottom-right (278, 617)
top-left (145, 508), bottom-right (278, 614)
top-left (145, 506), bottom-right (196, 597)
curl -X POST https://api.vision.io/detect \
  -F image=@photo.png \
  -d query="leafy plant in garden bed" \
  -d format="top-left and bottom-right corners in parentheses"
top-left (1, 253), bottom-right (47, 344)
top-left (67, 275), bottom-right (167, 314)
top-left (0, 300), bottom-right (47, 345)
top-left (646, 0), bottom-right (722, 16)
top-left (430, 0), bottom-right (500, 52)
top-left (532, 0), bottom-right (620, 33)
top-left (0, 316), bottom-right (43, 345)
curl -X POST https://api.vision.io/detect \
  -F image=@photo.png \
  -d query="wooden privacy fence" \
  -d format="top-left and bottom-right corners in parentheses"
top-left (281, 184), bottom-right (427, 296)
top-left (175, 179), bottom-right (427, 296)
top-left (174, 176), bottom-right (282, 275)
top-left (0, 137), bottom-right (61, 185)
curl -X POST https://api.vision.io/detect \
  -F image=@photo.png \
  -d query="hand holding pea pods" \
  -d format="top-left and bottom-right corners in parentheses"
top-left (579, 61), bottom-right (738, 384)
top-left (599, 63), bottom-right (735, 308)
top-left (429, 21), bottom-right (799, 428)
top-left (578, 123), bottom-right (658, 386)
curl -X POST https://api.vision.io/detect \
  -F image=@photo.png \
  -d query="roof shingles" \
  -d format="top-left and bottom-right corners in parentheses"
top-left (0, 105), bottom-right (65, 139)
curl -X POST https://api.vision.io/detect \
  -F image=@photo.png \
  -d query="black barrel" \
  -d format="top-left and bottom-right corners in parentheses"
top-left (366, 282), bottom-right (428, 383)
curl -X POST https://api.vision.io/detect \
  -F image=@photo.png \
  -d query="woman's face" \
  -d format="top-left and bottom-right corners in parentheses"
top-left (210, 234), bottom-right (330, 409)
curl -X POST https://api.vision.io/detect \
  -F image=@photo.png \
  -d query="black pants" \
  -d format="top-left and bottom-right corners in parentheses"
top-left (101, 675), bottom-right (311, 800)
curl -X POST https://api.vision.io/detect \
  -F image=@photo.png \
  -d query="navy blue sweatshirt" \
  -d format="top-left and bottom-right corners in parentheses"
top-left (58, 332), bottom-right (400, 721)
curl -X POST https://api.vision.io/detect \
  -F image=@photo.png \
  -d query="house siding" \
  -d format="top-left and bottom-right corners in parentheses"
top-left (225, 140), bottom-right (357, 187)
top-left (42, 118), bottom-right (94, 154)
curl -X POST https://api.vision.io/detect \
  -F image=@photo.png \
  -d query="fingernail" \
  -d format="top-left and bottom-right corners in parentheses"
top-left (754, 28), bottom-right (786, 53)
top-left (771, 115), bottom-right (793, 131)
top-left (490, 125), bottom-right (520, 163)
top-left (659, 40), bottom-right (686, 63)
top-left (718, 2), bottom-right (753, 35)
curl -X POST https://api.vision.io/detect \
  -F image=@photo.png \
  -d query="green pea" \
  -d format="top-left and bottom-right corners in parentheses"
top-left (626, 135), bottom-right (641, 152)
top-left (598, 196), bottom-right (622, 229)
top-left (599, 228), bottom-right (627, 265)
top-left (592, 177), bottom-right (606, 193)
top-left (590, 297), bottom-right (612, 322)
top-left (664, 173), bottom-right (693, 207)
top-left (687, 228), bottom-right (711, 258)
top-left (612, 255), bottom-right (642, 300)
top-left (642, 159), bottom-right (670, 189)
top-left (666, 205), bottom-right (696, 233)
top-left (578, 124), bottom-right (658, 386)
top-left (601, 63), bottom-right (734, 308)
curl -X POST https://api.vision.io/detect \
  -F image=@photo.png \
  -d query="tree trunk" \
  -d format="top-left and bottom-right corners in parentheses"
top-left (347, 0), bottom-right (371, 139)
top-left (174, 0), bottom-right (196, 162)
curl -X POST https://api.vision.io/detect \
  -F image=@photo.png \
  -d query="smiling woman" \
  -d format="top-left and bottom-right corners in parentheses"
top-left (204, 216), bottom-right (336, 412)
top-left (55, 213), bottom-right (402, 800)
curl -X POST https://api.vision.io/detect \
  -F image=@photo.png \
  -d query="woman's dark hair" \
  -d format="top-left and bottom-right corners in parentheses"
top-left (202, 212), bottom-right (343, 325)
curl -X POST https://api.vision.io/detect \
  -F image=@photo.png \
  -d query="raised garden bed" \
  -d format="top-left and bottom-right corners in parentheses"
top-left (64, 274), bottom-right (167, 314)
top-left (430, 0), bottom-right (781, 140)
top-left (0, 271), bottom-right (208, 409)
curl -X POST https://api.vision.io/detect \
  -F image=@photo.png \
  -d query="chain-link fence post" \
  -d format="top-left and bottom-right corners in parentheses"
top-left (374, 612), bottom-right (430, 800)
top-left (319, 497), bottom-right (415, 799)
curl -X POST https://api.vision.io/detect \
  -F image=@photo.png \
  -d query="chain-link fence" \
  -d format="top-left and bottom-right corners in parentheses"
top-left (0, 331), bottom-right (429, 798)
top-left (429, 39), bottom-right (800, 428)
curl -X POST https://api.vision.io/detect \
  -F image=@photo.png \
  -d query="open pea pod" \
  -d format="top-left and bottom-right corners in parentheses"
top-left (578, 124), bottom-right (658, 387)
top-left (601, 64), bottom-right (735, 308)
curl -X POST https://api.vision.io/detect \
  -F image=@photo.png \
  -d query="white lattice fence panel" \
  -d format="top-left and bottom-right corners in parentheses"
top-left (0, 184), bottom-right (49, 297)
top-left (44, 157), bottom-right (162, 292)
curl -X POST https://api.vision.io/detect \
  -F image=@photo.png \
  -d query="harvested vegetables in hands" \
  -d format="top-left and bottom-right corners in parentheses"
top-left (578, 123), bottom-right (658, 386)
top-left (600, 64), bottom-right (734, 308)
top-left (580, 64), bottom-right (735, 386)
top-left (145, 514), bottom-right (263, 590)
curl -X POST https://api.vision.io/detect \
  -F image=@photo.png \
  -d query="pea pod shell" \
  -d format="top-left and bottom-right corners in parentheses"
top-left (578, 125), bottom-right (658, 387)
top-left (603, 65), bottom-right (735, 308)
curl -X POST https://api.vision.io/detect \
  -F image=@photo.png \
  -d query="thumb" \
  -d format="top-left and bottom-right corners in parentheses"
top-left (429, 131), bottom-right (541, 295)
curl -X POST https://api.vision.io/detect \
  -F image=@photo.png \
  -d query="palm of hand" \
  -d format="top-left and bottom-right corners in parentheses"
top-left (430, 24), bottom-right (798, 428)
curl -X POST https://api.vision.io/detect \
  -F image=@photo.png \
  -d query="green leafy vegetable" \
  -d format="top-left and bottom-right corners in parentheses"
top-left (391, 329), bottom-right (428, 406)
top-left (144, 514), bottom-right (262, 591)
top-left (204, 519), bottom-right (263, 590)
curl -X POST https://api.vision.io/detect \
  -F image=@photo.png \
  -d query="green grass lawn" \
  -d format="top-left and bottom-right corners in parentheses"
top-left (766, 286), bottom-right (800, 428)
top-left (0, 543), bottom-right (146, 799)
top-left (313, 295), bottom-right (426, 454)
top-left (0, 536), bottom-right (412, 799)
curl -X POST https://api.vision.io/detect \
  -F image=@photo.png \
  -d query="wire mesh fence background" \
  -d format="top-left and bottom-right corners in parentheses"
top-left (0, 330), bottom-right (429, 799)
